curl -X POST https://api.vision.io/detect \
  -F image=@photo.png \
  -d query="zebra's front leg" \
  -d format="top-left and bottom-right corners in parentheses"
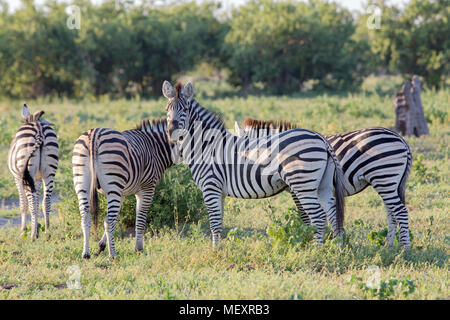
top-left (15, 178), bottom-right (28, 236)
top-left (104, 194), bottom-right (124, 259)
top-left (203, 192), bottom-right (224, 247)
top-left (134, 187), bottom-right (155, 252)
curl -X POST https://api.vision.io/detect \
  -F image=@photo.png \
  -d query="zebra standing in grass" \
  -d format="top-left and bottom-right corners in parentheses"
top-left (8, 104), bottom-right (58, 241)
top-left (235, 117), bottom-right (412, 247)
top-left (162, 81), bottom-right (346, 245)
top-left (72, 118), bottom-right (179, 259)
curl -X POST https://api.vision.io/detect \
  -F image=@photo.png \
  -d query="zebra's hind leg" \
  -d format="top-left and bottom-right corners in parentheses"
top-left (292, 191), bottom-right (327, 244)
top-left (380, 191), bottom-right (410, 247)
top-left (97, 232), bottom-right (107, 255)
top-left (74, 186), bottom-right (92, 259)
top-left (291, 193), bottom-right (311, 225)
top-left (25, 181), bottom-right (41, 241)
top-left (42, 176), bottom-right (54, 232)
top-left (385, 206), bottom-right (397, 246)
top-left (104, 192), bottom-right (124, 259)
top-left (73, 156), bottom-right (92, 259)
top-left (135, 186), bottom-right (155, 252)
top-left (317, 158), bottom-right (343, 240)
top-left (15, 178), bottom-right (28, 236)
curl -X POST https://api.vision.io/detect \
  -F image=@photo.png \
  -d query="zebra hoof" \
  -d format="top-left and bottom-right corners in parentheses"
top-left (97, 241), bottom-right (106, 253)
top-left (82, 253), bottom-right (91, 259)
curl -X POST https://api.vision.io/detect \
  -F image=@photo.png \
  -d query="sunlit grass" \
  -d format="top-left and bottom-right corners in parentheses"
top-left (0, 80), bottom-right (448, 299)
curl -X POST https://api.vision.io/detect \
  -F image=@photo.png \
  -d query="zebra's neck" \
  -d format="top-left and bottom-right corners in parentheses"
top-left (188, 100), bottom-right (227, 133)
top-left (177, 100), bottom-right (236, 165)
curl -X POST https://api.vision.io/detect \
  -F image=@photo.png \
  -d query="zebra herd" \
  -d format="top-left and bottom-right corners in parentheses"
top-left (7, 80), bottom-right (412, 259)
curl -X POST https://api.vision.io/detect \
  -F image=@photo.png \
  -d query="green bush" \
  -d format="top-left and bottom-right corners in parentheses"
top-left (266, 207), bottom-right (316, 247)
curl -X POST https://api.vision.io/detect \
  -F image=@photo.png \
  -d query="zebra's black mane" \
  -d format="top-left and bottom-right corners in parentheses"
top-left (242, 117), bottom-right (298, 132)
top-left (192, 101), bottom-right (226, 129)
top-left (136, 117), bottom-right (167, 133)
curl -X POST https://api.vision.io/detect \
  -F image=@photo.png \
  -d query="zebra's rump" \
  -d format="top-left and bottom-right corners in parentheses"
top-left (326, 127), bottom-right (411, 195)
top-left (8, 123), bottom-right (43, 177)
top-left (73, 126), bottom-right (172, 197)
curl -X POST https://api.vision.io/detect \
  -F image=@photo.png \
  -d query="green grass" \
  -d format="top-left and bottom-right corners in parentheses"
top-left (0, 79), bottom-right (448, 299)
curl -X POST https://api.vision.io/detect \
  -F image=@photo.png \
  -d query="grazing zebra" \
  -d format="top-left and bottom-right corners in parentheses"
top-left (72, 118), bottom-right (179, 259)
top-left (235, 117), bottom-right (412, 247)
top-left (7, 104), bottom-right (58, 241)
top-left (162, 81), bottom-right (346, 245)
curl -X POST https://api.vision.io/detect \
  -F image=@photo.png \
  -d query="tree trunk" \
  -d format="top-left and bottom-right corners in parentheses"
top-left (393, 75), bottom-right (429, 137)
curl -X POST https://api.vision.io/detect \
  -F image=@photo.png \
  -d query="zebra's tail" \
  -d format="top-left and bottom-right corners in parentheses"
top-left (22, 123), bottom-right (43, 193)
top-left (398, 140), bottom-right (412, 205)
top-left (327, 146), bottom-right (345, 236)
top-left (89, 130), bottom-right (99, 226)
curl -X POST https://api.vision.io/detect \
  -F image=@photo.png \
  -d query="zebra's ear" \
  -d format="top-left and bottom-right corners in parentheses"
top-left (182, 82), bottom-right (194, 100)
top-left (162, 81), bottom-right (175, 99)
top-left (33, 110), bottom-right (45, 120)
top-left (235, 121), bottom-right (245, 137)
top-left (22, 104), bottom-right (30, 118)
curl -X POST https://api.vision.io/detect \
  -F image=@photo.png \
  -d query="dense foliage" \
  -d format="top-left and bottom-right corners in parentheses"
top-left (0, 0), bottom-right (448, 98)
top-left (223, 0), bottom-right (361, 93)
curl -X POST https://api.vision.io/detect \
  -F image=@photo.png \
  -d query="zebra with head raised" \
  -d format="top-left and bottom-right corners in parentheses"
top-left (235, 117), bottom-right (412, 247)
top-left (8, 104), bottom-right (58, 241)
top-left (72, 118), bottom-right (179, 259)
top-left (162, 81), bottom-right (346, 245)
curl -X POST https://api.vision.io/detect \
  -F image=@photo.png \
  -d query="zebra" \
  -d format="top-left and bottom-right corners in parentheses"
top-left (7, 104), bottom-right (58, 241)
top-left (162, 81), bottom-right (346, 246)
top-left (235, 117), bottom-right (412, 247)
top-left (72, 118), bottom-right (180, 259)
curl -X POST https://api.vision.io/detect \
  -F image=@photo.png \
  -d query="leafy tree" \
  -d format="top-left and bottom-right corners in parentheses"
top-left (223, 0), bottom-right (361, 94)
top-left (357, 0), bottom-right (449, 89)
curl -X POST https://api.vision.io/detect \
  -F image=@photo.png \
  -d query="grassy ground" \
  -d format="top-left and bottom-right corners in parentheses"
top-left (0, 77), bottom-right (448, 299)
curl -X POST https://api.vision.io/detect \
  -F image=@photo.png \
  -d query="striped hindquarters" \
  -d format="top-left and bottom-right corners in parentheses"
top-left (40, 124), bottom-right (59, 185)
top-left (8, 121), bottom-right (44, 192)
top-left (72, 128), bottom-right (133, 222)
top-left (326, 127), bottom-right (411, 197)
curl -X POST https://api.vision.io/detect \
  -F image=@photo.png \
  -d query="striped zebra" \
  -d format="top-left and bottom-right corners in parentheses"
top-left (235, 117), bottom-right (412, 247)
top-left (7, 104), bottom-right (58, 241)
top-left (72, 118), bottom-right (179, 259)
top-left (162, 81), bottom-right (346, 245)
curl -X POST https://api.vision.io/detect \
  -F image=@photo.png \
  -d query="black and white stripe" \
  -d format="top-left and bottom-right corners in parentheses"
top-left (236, 117), bottom-right (412, 247)
top-left (163, 81), bottom-right (346, 245)
top-left (7, 104), bottom-right (58, 240)
top-left (72, 118), bottom-right (178, 259)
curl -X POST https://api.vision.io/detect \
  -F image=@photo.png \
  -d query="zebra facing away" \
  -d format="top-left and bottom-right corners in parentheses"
top-left (162, 81), bottom-right (346, 245)
top-left (235, 117), bottom-right (412, 247)
top-left (72, 118), bottom-right (179, 259)
top-left (8, 104), bottom-right (58, 241)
